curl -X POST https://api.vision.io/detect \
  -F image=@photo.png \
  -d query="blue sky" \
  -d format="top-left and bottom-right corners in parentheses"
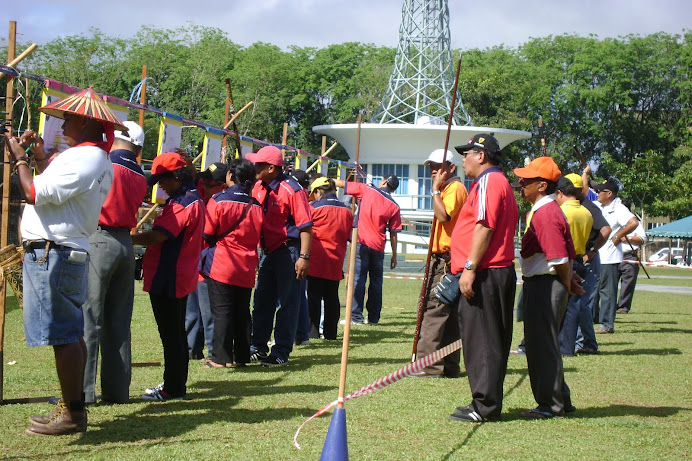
top-left (6, 0), bottom-right (690, 50)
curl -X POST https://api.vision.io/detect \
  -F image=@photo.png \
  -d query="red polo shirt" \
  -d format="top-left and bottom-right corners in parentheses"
top-left (142, 184), bottom-right (205, 298)
top-left (252, 173), bottom-right (312, 252)
top-left (308, 194), bottom-right (354, 281)
top-left (98, 149), bottom-right (147, 228)
top-left (200, 185), bottom-right (263, 288)
top-left (345, 182), bottom-right (402, 253)
top-left (521, 199), bottom-right (576, 261)
top-left (450, 167), bottom-right (518, 273)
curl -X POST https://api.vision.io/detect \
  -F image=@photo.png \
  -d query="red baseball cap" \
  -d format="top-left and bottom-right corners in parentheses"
top-left (148, 152), bottom-right (188, 185)
top-left (246, 146), bottom-right (283, 167)
top-left (512, 156), bottom-right (561, 182)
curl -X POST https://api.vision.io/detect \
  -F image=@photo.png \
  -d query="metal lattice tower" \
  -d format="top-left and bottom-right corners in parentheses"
top-left (372, 0), bottom-right (472, 126)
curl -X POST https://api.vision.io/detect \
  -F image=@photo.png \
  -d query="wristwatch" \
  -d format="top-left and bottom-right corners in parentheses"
top-left (299, 253), bottom-right (310, 260)
top-left (464, 260), bottom-right (477, 270)
top-left (431, 190), bottom-right (441, 197)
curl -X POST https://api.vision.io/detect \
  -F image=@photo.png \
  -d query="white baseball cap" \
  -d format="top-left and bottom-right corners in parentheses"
top-left (424, 148), bottom-right (455, 165)
top-left (114, 121), bottom-right (145, 147)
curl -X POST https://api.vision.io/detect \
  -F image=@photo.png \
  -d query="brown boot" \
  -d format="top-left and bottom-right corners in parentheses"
top-left (29, 399), bottom-right (66, 425)
top-left (26, 401), bottom-right (87, 435)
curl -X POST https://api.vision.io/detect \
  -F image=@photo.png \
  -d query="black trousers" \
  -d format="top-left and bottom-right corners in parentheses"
top-left (307, 276), bottom-right (341, 340)
top-left (617, 251), bottom-right (640, 311)
top-left (457, 266), bottom-right (516, 418)
top-left (150, 293), bottom-right (188, 397)
top-left (523, 274), bottom-right (571, 415)
top-left (206, 278), bottom-right (252, 364)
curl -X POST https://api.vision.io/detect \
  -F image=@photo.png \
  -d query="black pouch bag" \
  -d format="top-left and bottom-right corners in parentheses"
top-left (434, 272), bottom-right (462, 305)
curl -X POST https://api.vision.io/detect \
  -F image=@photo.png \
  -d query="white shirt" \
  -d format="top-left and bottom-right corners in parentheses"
top-left (594, 198), bottom-right (636, 264)
top-left (21, 144), bottom-right (113, 251)
top-left (623, 221), bottom-right (647, 252)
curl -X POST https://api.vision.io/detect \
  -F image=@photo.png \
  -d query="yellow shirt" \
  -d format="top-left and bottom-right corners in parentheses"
top-left (559, 199), bottom-right (593, 255)
top-left (433, 179), bottom-right (468, 253)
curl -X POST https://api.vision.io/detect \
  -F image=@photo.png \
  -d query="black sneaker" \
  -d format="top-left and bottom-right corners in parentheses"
top-left (249, 350), bottom-right (268, 363)
top-left (260, 356), bottom-right (288, 367)
top-left (450, 406), bottom-right (500, 422)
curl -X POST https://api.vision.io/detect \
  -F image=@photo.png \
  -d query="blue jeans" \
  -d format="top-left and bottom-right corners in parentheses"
top-left (559, 258), bottom-right (598, 354)
top-left (251, 244), bottom-right (302, 361)
top-left (575, 253), bottom-right (600, 351)
top-left (295, 278), bottom-right (310, 342)
top-left (23, 245), bottom-right (89, 347)
top-left (352, 243), bottom-right (384, 324)
top-left (185, 280), bottom-right (214, 357)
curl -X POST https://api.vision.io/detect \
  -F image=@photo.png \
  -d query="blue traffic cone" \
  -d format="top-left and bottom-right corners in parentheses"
top-left (320, 407), bottom-right (348, 460)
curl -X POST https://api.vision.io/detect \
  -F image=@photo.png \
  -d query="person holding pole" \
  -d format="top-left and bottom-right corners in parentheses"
top-left (133, 152), bottom-right (204, 401)
top-left (411, 149), bottom-right (467, 378)
top-left (592, 179), bottom-right (638, 333)
top-left (306, 177), bottom-right (354, 340)
top-left (333, 175), bottom-right (402, 325)
top-left (83, 121), bottom-right (148, 405)
top-left (4, 87), bottom-right (120, 434)
top-left (247, 146), bottom-right (313, 367)
top-left (448, 134), bottom-right (518, 423)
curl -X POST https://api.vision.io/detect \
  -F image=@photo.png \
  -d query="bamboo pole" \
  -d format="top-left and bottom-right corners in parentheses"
top-left (222, 79), bottom-right (231, 150)
top-left (411, 54), bottom-right (462, 362)
top-left (222, 101), bottom-right (253, 130)
top-left (134, 204), bottom-right (160, 232)
top-left (24, 78), bottom-right (30, 131)
top-left (0, 20), bottom-right (17, 403)
top-left (337, 112), bottom-right (363, 408)
top-left (281, 122), bottom-right (288, 161)
top-left (305, 142), bottom-right (339, 173)
top-left (7, 43), bottom-right (37, 68)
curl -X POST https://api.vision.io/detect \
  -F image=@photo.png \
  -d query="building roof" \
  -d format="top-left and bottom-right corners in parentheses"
top-left (646, 215), bottom-right (692, 239)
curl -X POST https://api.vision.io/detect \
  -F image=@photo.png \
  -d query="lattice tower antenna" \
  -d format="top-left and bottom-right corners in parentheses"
top-left (372, 0), bottom-right (472, 126)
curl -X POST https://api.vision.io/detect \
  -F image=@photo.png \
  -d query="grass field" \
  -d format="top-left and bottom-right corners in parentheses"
top-left (0, 268), bottom-right (690, 460)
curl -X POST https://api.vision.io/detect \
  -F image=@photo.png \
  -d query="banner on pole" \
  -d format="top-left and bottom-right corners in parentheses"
top-left (152, 113), bottom-right (183, 203)
top-left (201, 127), bottom-right (223, 171)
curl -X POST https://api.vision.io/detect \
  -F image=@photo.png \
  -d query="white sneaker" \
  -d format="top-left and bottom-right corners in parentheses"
top-left (144, 382), bottom-right (164, 395)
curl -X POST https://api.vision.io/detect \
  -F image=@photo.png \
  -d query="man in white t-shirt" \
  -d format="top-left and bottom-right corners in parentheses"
top-left (4, 87), bottom-right (121, 435)
top-left (593, 180), bottom-right (638, 333)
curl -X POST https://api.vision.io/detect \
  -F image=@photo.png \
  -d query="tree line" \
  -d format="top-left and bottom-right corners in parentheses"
top-left (2, 25), bottom-right (690, 220)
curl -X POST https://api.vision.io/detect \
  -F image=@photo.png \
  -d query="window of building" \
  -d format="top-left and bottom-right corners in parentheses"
top-left (417, 165), bottom-right (432, 209)
top-left (371, 164), bottom-right (409, 195)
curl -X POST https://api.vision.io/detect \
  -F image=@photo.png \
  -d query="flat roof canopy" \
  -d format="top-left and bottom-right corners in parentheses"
top-left (313, 123), bottom-right (531, 164)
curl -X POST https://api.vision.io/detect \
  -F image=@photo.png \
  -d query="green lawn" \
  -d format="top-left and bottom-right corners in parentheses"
top-left (1, 270), bottom-right (690, 460)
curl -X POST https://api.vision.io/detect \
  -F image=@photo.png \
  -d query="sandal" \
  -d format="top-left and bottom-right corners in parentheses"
top-left (201, 360), bottom-right (228, 369)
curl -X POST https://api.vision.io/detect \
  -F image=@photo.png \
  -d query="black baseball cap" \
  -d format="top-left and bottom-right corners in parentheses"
top-left (455, 133), bottom-right (501, 154)
top-left (199, 162), bottom-right (228, 183)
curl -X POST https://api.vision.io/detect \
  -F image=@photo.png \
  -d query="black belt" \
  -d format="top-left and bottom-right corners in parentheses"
top-left (23, 240), bottom-right (62, 251)
top-left (97, 225), bottom-right (131, 232)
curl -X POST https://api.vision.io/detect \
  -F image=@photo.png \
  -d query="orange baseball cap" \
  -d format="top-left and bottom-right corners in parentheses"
top-left (512, 156), bottom-right (561, 182)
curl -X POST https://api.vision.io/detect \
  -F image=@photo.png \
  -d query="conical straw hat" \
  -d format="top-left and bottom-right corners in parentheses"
top-left (39, 86), bottom-right (127, 131)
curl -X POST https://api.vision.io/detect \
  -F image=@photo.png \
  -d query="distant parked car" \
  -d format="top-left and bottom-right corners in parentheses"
top-left (648, 247), bottom-right (683, 264)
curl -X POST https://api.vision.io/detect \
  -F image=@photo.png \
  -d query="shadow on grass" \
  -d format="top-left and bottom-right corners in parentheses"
top-left (616, 320), bottom-right (678, 325)
top-left (442, 372), bottom-right (528, 459)
top-left (598, 348), bottom-right (682, 356)
top-left (69, 377), bottom-right (330, 446)
top-left (569, 404), bottom-right (687, 419)
top-left (630, 327), bottom-right (692, 334)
